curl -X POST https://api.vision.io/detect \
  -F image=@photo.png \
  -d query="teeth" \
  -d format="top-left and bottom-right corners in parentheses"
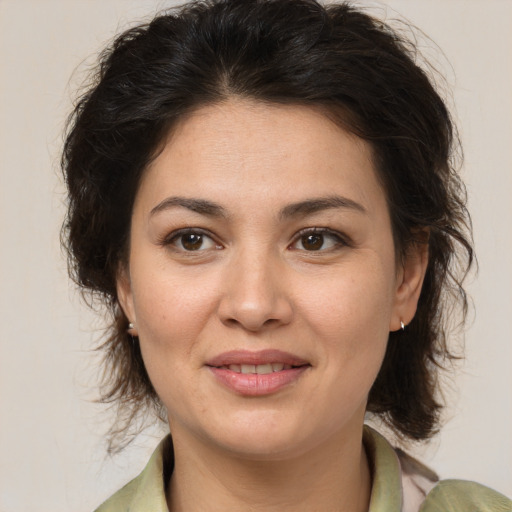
top-left (226, 363), bottom-right (294, 374)
top-left (256, 363), bottom-right (273, 374)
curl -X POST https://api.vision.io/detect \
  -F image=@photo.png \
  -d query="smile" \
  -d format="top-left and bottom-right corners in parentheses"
top-left (216, 363), bottom-right (294, 374)
top-left (206, 350), bottom-right (310, 396)
top-left (205, 349), bottom-right (309, 368)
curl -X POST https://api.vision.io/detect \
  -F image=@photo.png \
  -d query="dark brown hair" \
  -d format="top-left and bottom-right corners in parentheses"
top-left (62, 0), bottom-right (473, 451)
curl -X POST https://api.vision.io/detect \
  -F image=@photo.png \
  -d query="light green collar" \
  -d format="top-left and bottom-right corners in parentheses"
top-left (364, 425), bottom-right (403, 511)
top-left (96, 426), bottom-right (403, 511)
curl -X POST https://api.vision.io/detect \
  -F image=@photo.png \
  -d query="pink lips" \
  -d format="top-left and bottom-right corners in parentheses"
top-left (206, 349), bottom-right (310, 396)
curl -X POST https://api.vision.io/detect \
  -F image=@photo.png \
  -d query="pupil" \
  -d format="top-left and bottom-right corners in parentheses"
top-left (303, 233), bottom-right (323, 250)
top-left (182, 233), bottom-right (203, 250)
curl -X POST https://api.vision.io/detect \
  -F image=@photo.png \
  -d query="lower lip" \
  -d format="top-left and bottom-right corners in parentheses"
top-left (208, 366), bottom-right (309, 396)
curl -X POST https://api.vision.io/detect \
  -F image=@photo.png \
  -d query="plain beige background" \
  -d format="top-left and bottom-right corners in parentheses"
top-left (0, 0), bottom-right (510, 510)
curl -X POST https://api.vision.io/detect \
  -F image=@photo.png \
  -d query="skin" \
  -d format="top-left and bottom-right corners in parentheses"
top-left (117, 99), bottom-right (428, 511)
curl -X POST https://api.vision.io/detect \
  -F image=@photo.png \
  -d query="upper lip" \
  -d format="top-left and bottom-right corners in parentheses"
top-left (205, 349), bottom-right (310, 367)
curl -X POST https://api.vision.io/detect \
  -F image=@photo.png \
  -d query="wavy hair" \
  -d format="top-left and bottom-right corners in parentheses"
top-left (62, 0), bottom-right (473, 452)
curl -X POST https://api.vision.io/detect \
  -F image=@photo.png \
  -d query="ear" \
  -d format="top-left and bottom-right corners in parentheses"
top-left (390, 235), bottom-right (429, 332)
top-left (116, 264), bottom-right (138, 336)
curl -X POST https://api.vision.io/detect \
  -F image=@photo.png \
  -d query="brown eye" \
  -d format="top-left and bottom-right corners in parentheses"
top-left (167, 230), bottom-right (219, 251)
top-left (301, 233), bottom-right (324, 251)
top-left (181, 233), bottom-right (204, 251)
top-left (291, 229), bottom-right (346, 252)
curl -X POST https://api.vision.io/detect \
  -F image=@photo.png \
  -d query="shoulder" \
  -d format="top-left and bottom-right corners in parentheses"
top-left (94, 477), bottom-right (141, 512)
top-left (421, 479), bottom-right (512, 512)
top-left (94, 436), bottom-right (172, 512)
top-left (364, 426), bottom-right (511, 512)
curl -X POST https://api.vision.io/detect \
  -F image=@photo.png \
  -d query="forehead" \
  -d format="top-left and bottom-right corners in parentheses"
top-left (138, 99), bottom-right (385, 216)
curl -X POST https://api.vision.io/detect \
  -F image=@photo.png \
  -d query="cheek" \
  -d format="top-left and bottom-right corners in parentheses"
top-left (298, 258), bottom-right (396, 375)
top-left (133, 285), bottom-right (204, 407)
top-left (303, 263), bottom-right (395, 335)
top-left (133, 266), bottom-right (216, 330)
top-left (130, 267), bottom-right (222, 376)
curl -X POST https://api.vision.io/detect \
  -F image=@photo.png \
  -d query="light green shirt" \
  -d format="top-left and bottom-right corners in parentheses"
top-left (95, 426), bottom-right (511, 511)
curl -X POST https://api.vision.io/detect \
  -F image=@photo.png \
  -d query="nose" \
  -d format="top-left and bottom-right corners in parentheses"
top-left (217, 248), bottom-right (294, 332)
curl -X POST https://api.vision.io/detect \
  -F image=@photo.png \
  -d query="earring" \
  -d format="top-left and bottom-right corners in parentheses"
top-left (400, 320), bottom-right (406, 331)
top-left (128, 322), bottom-right (135, 331)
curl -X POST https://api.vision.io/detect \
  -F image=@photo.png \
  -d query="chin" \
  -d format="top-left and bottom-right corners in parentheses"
top-left (217, 434), bottom-right (311, 461)
top-left (197, 410), bottom-right (329, 461)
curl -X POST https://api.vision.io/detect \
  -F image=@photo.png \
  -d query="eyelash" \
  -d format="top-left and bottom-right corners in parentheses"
top-left (289, 228), bottom-right (350, 252)
top-left (159, 228), bottom-right (222, 252)
top-left (159, 227), bottom-right (350, 253)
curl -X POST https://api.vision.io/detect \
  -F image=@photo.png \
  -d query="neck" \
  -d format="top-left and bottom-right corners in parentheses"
top-left (167, 426), bottom-right (371, 512)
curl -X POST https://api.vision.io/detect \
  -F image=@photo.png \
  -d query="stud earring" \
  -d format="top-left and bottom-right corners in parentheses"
top-left (400, 320), bottom-right (406, 331)
top-left (128, 322), bottom-right (135, 331)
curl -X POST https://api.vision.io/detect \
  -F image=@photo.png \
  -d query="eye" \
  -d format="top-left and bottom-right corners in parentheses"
top-left (166, 229), bottom-right (221, 252)
top-left (291, 229), bottom-right (346, 252)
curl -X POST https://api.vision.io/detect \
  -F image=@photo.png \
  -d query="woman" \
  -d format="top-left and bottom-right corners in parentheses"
top-left (61, 0), bottom-right (510, 510)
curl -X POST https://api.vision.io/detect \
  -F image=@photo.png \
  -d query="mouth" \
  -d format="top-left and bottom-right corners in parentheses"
top-left (205, 349), bottom-right (310, 368)
top-left (214, 363), bottom-right (299, 374)
top-left (205, 350), bottom-right (311, 396)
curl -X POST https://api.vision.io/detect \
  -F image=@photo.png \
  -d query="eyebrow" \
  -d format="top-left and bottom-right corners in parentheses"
top-left (149, 194), bottom-right (366, 219)
top-left (279, 195), bottom-right (367, 219)
top-left (150, 196), bottom-right (228, 218)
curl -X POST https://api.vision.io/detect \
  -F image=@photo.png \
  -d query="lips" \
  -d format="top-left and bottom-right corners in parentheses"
top-left (206, 349), bottom-right (309, 368)
top-left (219, 363), bottom-right (294, 374)
top-left (206, 350), bottom-right (310, 396)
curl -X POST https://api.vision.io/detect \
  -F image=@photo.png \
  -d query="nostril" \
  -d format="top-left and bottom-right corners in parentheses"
top-left (217, 277), bottom-right (294, 331)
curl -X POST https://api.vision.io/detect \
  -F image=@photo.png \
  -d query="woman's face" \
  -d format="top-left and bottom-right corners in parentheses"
top-left (118, 99), bottom-right (426, 459)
